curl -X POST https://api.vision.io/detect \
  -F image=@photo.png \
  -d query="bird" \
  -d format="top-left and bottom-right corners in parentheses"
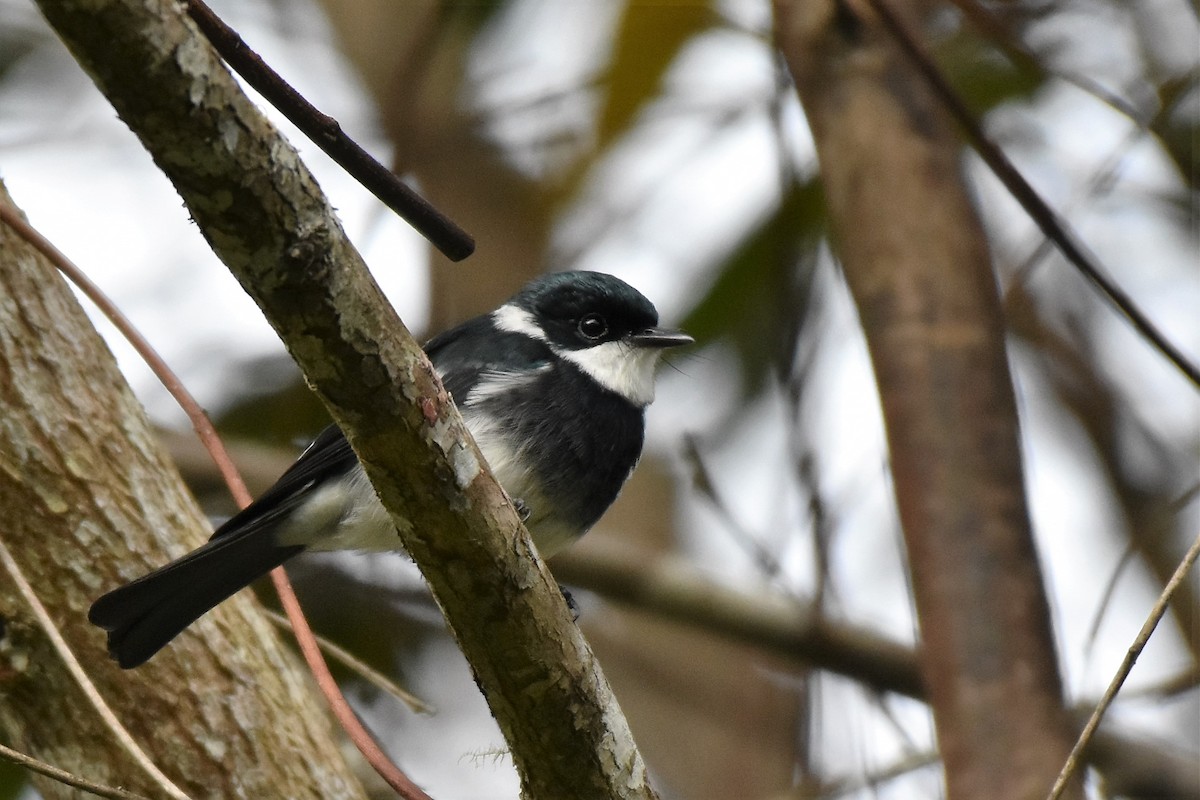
top-left (89, 271), bottom-right (693, 668)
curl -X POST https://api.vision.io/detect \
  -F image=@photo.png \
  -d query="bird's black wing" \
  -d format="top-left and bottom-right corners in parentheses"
top-left (424, 314), bottom-right (554, 402)
top-left (214, 312), bottom-right (549, 542)
top-left (208, 423), bottom-right (357, 541)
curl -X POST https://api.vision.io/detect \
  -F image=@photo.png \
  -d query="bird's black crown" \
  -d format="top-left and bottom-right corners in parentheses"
top-left (511, 271), bottom-right (660, 352)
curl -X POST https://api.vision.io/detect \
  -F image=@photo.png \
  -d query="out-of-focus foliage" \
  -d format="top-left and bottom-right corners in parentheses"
top-left (682, 177), bottom-right (824, 395)
top-left (598, 1), bottom-right (717, 148)
top-left (0, 752), bottom-right (23, 800)
top-left (935, 27), bottom-right (1045, 116)
top-left (0, 0), bottom-right (1196, 797)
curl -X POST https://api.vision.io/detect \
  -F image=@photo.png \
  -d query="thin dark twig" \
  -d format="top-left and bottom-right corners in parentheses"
top-left (1046, 525), bottom-right (1200, 799)
top-left (0, 727), bottom-right (153, 800)
top-left (0, 202), bottom-right (432, 800)
top-left (184, 0), bottom-right (474, 263)
top-left (865, 0), bottom-right (1200, 390)
top-left (945, 0), bottom-right (1147, 125)
top-left (682, 434), bottom-right (788, 580)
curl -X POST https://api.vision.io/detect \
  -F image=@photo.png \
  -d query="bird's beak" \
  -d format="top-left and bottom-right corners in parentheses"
top-left (628, 326), bottom-right (694, 349)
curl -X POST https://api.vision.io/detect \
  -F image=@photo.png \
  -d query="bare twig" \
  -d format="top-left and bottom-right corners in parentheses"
top-left (183, 0), bottom-right (474, 262)
top-left (818, 750), bottom-right (941, 798)
top-left (0, 201), bottom-right (431, 800)
top-left (1047, 525), bottom-right (1200, 800)
top-left (0, 539), bottom-right (191, 800)
top-left (867, 0), bottom-right (1200, 389)
top-left (0, 742), bottom-right (152, 800)
top-left (683, 434), bottom-right (788, 580)
top-left (554, 540), bottom-right (923, 699)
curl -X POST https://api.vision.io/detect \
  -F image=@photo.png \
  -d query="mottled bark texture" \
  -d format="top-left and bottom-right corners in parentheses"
top-left (0, 182), bottom-right (366, 799)
top-left (30, 0), bottom-right (654, 797)
top-left (774, 1), bottom-right (1084, 798)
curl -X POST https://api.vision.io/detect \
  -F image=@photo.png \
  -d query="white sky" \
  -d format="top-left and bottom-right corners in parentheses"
top-left (1, 0), bottom-right (1196, 795)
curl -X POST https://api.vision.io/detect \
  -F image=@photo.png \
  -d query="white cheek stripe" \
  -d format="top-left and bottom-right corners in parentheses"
top-left (492, 305), bottom-right (547, 341)
top-left (557, 341), bottom-right (661, 407)
top-left (492, 303), bottom-right (661, 406)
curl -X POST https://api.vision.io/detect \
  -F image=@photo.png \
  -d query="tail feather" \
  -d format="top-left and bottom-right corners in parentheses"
top-left (89, 527), bottom-right (303, 668)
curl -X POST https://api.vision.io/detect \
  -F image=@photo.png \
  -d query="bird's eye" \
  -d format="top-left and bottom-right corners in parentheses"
top-left (578, 313), bottom-right (608, 340)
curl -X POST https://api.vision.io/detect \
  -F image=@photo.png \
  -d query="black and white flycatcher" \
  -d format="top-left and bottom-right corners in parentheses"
top-left (89, 271), bottom-right (693, 667)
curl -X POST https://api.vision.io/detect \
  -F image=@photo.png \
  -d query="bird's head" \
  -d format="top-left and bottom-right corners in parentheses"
top-left (493, 271), bottom-right (693, 406)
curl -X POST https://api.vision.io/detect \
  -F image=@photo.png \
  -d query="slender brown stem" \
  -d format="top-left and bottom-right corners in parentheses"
top-left (0, 737), bottom-right (152, 800)
top-left (184, 0), bottom-right (474, 262)
top-left (865, 0), bottom-right (1200, 389)
top-left (1046, 525), bottom-right (1200, 800)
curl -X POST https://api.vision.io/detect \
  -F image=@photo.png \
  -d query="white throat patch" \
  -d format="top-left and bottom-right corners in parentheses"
top-left (558, 340), bottom-right (662, 407)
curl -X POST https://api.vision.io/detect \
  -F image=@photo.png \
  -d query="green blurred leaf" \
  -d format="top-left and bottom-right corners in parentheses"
top-left (682, 178), bottom-right (825, 394)
top-left (1152, 70), bottom-right (1200, 190)
top-left (442, 0), bottom-right (509, 30)
top-left (934, 28), bottom-right (1045, 116)
top-left (0, 746), bottom-right (26, 800)
top-left (213, 355), bottom-right (330, 447)
top-left (598, 0), bottom-right (717, 148)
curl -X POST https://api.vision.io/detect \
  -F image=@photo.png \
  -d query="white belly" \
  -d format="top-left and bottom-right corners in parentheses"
top-left (274, 441), bottom-right (575, 556)
top-left (276, 465), bottom-right (407, 552)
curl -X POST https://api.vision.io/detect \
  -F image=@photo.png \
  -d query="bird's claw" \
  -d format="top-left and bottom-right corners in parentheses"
top-left (559, 584), bottom-right (580, 621)
top-left (512, 497), bottom-right (532, 523)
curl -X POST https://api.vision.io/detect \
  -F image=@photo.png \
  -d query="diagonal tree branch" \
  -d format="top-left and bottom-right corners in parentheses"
top-left (30, 0), bottom-right (655, 797)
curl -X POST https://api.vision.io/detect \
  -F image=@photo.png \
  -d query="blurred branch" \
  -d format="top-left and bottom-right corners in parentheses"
top-left (867, 0), bottom-right (1200, 389)
top-left (1006, 281), bottom-right (1200, 661)
top-left (183, 0), bottom-right (474, 261)
top-left (555, 541), bottom-right (921, 697)
top-left (31, 0), bottom-right (656, 797)
top-left (554, 541), bottom-right (1200, 799)
top-left (774, 1), bottom-right (1083, 797)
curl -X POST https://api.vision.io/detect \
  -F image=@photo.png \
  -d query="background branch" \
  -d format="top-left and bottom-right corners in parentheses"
top-left (774, 1), bottom-right (1084, 797)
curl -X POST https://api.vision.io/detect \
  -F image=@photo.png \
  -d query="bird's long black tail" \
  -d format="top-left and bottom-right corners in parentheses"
top-left (89, 526), bottom-right (304, 669)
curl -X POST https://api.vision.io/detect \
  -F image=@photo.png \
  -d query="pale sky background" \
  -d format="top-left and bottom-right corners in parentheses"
top-left (1, 0), bottom-right (1196, 797)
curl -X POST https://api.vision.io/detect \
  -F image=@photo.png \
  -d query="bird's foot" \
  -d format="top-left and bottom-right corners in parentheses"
top-left (559, 584), bottom-right (580, 621)
top-left (512, 497), bottom-right (532, 523)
